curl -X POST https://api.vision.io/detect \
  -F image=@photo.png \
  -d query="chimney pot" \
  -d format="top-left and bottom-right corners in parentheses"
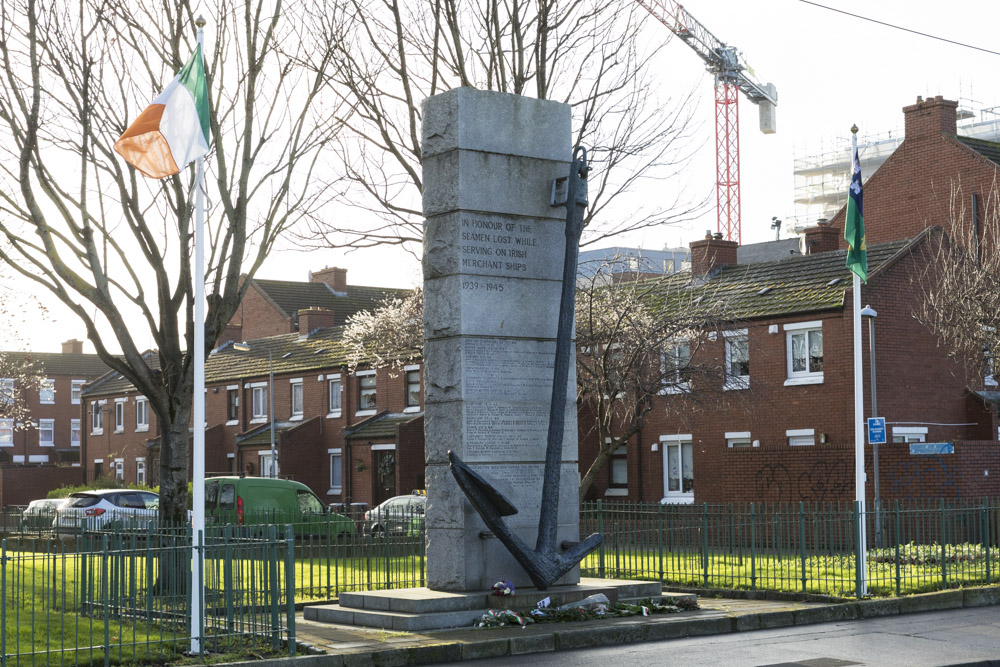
top-left (689, 236), bottom-right (738, 276)
top-left (61, 339), bottom-right (84, 354)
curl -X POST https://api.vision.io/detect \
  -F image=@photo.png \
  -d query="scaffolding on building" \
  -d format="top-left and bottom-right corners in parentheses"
top-left (789, 100), bottom-right (1000, 233)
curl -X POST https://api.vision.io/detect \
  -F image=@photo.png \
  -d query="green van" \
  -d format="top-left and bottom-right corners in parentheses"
top-left (204, 476), bottom-right (355, 540)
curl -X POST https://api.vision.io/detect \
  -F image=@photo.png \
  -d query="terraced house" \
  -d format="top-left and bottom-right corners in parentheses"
top-left (580, 95), bottom-right (1000, 505)
top-left (81, 269), bottom-right (422, 511)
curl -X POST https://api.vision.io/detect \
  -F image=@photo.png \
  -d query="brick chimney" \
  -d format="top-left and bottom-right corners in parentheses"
top-left (803, 220), bottom-right (840, 254)
top-left (903, 95), bottom-right (958, 141)
top-left (298, 307), bottom-right (337, 336)
top-left (61, 339), bottom-right (83, 354)
top-left (310, 266), bottom-right (348, 293)
top-left (218, 323), bottom-right (243, 346)
top-left (690, 231), bottom-right (738, 276)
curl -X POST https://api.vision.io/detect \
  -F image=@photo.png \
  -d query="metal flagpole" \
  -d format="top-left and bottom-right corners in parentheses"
top-left (851, 127), bottom-right (867, 598)
top-left (190, 15), bottom-right (207, 654)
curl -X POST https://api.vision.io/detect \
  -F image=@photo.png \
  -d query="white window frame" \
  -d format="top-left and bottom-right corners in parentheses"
top-left (724, 329), bottom-right (750, 390)
top-left (91, 400), bottom-right (104, 435)
top-left (0, 418), bottom-right (13, 446)
top-left (290, 378), bottom-right (304, 419)
top-left (259, 450), bottom-right (277, 478)
top-left (249, 382), bottom-right (268, 423)
top-left (136, 397), bottom-right (149, 432)
top-left (71, 380), bottom-right (85, 405)
top-left (784, 321), bottom-right (824, 386)
top-left (892, 426), bottom-right (927, 444)
top-left (136, 458), bottom-right (146, 486)
top-left (114, 398), bottom-right (126, 433)
top-left (0, 378), bottom-right (14, 404)
top-left (356, 370), bottom-right (376, 416)
top-left (606, 436), bottom-right (628, 495)
top-left (39, 378), bottom-right (55, 404)
top-left (660, 434), bottom-right (694, 504)
top-left (327, 374), bottom-right (342, 417)
top-left (660, 341), bottom-right (691, 394)
top-left (70, 419), bottom-right (81, 447)
top-left (404, 365), bottom-right (421, 412)
top-left (986, 346), bottom-right (997, 387)
top-left (226, 385), bottom-right (239, 426)
top-left (38, 419), bottom-right (54, 447)
top-left (114, 458), bottom-right (124, 481)
top-left (787, 428), bottom-right (816, 447)
top-left (328, 448), bottom-right (343, 494)
top-left (726, 430), bottom-right (753, 448)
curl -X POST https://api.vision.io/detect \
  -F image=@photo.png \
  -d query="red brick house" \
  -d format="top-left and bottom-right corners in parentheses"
top-left (0, 339), bottom-right (111, 506)
top-left (579, 96), bottom-right (1000, 505)
top-left (81, 271), bottom-right (423, 510)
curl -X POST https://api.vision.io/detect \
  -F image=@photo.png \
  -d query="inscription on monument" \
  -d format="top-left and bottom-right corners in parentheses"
top-left (460, 216), bottom-right (538, 274)
top-left (462, 338), bottom-right (554, 401)
top-left (463, 402), bottom-right (550, 460)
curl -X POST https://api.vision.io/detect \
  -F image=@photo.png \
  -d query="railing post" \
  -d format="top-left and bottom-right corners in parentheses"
top-left (750, 504), bottom-right (757, 591)
top-left (286, 525), bottom-right (296, 657)
top-left (269, 525), bottom-right (280, 651)
top-left (940, 498), bottom-right (948, 588)
top-left (658, 502), bottom-right (664, 583)
top-left (983, 501), bottom-right (991, 585)
top-left (103, 534), bottom-right (111, 667)
top-left (596, 500), bottom-right (605, 579)
top-left (894, 500), bottom-right (901, 596)
top-left (2, 539), bottom-right (7, 667)
top-left (701, 504), bottom-right (709, 585)
top-left (224, 525), bottom-right (234, 631)
top-left (799, 502), bottom-right (807, 593)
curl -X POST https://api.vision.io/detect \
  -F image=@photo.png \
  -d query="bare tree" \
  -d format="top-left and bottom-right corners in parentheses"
top-left (0, 0), bottom-right (342, 523)
top-left (574, 260), bottom-right (733, 501)
top-left (914, 180), bottom-right (1000, 388)
top-left (298, 0), bottom-right (706, 254)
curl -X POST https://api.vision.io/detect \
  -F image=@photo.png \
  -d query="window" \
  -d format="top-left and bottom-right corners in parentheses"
top-left (357, 372), bottom-right (376, 413)
top-left (986, 346), bottom-right (996, 387)
top-left (227, 387), bottom-right (239, 422)
top-left (609, 441), bottom-right (627, 488)
top-left (136, 458), bottom-right (146, 486)
top-left (0, 379), bottom-right (14, 404)
top-left (136, 397), bottom-right (149, 432)
top-left (660, 435), bottom-right (694, 503)
top-left (39, 379), bottom-right (55, 404)
top-left (661, 342), bottom-right (691, 393)
top-left (114, 459), bottom-right (124, 481)
top-left (785, 321), bottom-right (824, 385)
top-left (0, 419), bottom-right (12, 446)
top-left (71, 380), bottom-right (85, 404)
top-left (787, 428), bottom-right (816, 446)
top-left (93, 461), bottom-right (103, 479)
top-left (405, 367), bottom-right (420, 410)
top-left (290, 379), bottom-right (303, 418)
top-left (726, 431), bottom-right (753, 448)
top-left (91, 401), bottom-right (103, 434)
top-left (892, 426), bottom-right (927, 444)
top-left (251, 385), bottom-right (268, 421)
top-left (329, 449), bottom-right (343, 492)
top-left (114, 399), bottom-right (125, 432)
top-left (260, 451), bottom-right (277, 478)
top-left (724, 330), bottom-right (749, 390)
top-left (71, 419), bottom-right (80, 447)
top-left (38, 419), bottom-right (54, 447)
top-left (328, 375), bottom-right (342, 415)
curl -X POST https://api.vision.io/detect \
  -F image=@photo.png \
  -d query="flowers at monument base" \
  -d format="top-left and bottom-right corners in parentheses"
top-left (491, 579), bottom-right (515, 596)
top-left (474, 595), bottom-right (700, 628)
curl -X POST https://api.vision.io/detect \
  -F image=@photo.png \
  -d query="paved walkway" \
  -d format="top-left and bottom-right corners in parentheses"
top-left (245, 587), bottom-right (1000, 667)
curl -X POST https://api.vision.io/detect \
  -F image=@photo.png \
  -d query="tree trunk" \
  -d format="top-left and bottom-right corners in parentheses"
top-left (153, 403), bottom-right (193, 595)
top-left (579, 446), bottom-right (614, 503)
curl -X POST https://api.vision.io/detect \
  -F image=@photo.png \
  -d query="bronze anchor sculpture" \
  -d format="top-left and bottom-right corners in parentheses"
top-left (448, 146), bottom-right (603, 590)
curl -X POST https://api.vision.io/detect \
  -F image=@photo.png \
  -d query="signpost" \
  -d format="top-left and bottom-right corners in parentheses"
top-left (867, 417), bottom-right (886, 445)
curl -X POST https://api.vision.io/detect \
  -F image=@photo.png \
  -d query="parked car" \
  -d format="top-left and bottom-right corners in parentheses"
top-left (364, 494), bottom-right (425, 537)
top-left (204, 476), bottom-right (355, 540)
top-left (21, 498), bottom-right (70, 531)
top-left (52, 489), bottom-right (159, 533)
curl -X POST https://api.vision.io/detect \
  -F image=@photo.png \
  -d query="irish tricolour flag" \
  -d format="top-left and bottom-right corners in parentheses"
top-left (115, 46), bottom-right (210, 179)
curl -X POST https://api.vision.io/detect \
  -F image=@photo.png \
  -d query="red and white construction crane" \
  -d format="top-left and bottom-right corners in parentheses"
top-left (637, 0), bottom-right (777, 244)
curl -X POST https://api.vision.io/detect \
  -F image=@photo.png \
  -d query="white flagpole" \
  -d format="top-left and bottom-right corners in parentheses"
top-left (851, 127), bottom-right (867, 598)
top-left (190, 15), bottom-right (207, 655)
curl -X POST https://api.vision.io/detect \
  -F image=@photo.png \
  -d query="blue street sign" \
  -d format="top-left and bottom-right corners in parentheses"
top-left (867, 417), bottom-right (886, 445)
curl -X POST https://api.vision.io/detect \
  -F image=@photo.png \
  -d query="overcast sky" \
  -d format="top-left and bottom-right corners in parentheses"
top-left (13, 0), bottom-right (1000, 353)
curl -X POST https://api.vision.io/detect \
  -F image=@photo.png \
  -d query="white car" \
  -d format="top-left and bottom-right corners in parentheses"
top-left (53, 489), bottom-right (159, 533)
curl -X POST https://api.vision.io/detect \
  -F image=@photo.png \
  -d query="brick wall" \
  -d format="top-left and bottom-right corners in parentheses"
top-left (0, 465), bottom-right (84, 507)
top-left (227, 283), bottom-right (294, 341)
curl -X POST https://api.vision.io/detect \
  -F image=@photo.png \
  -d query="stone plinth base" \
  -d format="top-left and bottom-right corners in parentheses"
top-left (303, 578), bottom-right (684, 632)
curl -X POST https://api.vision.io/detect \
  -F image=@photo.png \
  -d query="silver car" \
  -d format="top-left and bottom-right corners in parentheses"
top-left (53, 489), bottom-right (159, 533)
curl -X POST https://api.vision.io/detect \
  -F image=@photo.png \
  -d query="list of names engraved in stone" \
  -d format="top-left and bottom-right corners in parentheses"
top-left (459, 216), bottom-right (537, 274)
top-left (463, 402), bottom-right (550, 460)
top-left (462, 338), bottom-right (553, 401)
top-left (473, 464), bottom-right (545, 522)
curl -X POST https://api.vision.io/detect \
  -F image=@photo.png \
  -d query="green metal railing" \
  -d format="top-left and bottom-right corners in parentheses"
top-left (581, 498), bottom-right (1000, 598)
top-left (2, 526), bottom-right (296, 666)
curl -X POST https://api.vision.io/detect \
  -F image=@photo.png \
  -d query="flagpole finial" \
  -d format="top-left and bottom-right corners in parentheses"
top-left (851, 124), bottom-right (858, 135)
top-left (195, 15), bottom-right (206, 28)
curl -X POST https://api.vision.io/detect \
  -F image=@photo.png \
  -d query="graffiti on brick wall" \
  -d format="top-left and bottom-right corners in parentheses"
top-left (752, 461), bottom-right (850, 502)
top-left (887, 457), bottom-right (960, 500)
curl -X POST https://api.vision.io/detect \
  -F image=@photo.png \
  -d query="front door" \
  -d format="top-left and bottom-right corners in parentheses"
top-left (374, 448), bottom-right (396, 506)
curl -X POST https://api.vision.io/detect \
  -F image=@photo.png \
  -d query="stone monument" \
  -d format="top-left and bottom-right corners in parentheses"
top-left (422, 87), bottom-right (590, 591)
